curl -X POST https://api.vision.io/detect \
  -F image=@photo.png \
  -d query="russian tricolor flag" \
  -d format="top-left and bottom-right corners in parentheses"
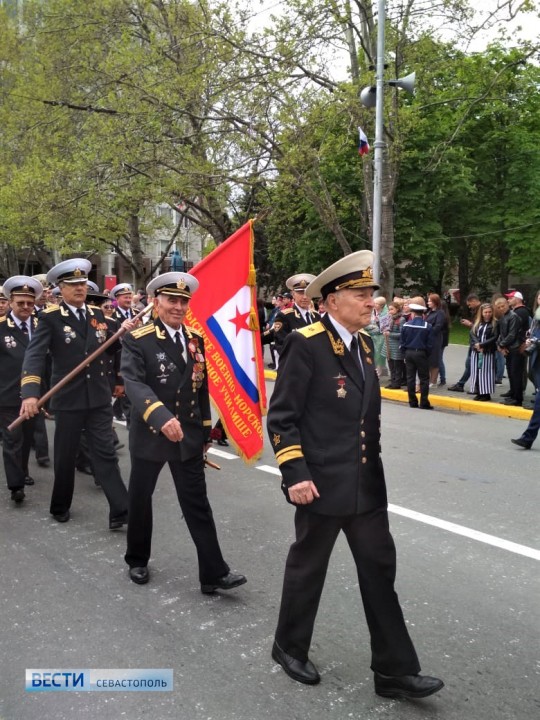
top-left (358, 127), bottom-right (370, 156)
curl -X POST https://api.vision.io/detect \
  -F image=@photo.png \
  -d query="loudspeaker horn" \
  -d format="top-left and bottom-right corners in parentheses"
top-left (387, 71), bottom-right (416, 93)
top-left (360, 86), bottom-right (377, 108)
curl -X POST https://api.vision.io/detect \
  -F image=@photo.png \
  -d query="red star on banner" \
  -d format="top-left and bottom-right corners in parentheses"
top-left (229, 306), bottom-right (251, 336)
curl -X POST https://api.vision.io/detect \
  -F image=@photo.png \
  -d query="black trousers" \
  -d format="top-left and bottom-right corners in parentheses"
top-left (125, 454), bottom-right (229, 584)
top-left (32, 412), bottom-right (49, 461)
top-left (388, 358), bottom-right (405, 388)
top-left (506, 350), bottom-right (525, 403)
top-left (275, 507), bottom-right (420, 676)
top-left (51, 406), bottom-right (128, 520)
top-left (404, 349), bottom-right (430, 406)
top-left (0, 407), bottom-right (35, 490)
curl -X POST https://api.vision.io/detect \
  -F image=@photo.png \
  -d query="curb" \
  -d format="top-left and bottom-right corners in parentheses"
top-left (263, 369), bottom-right (533, 420)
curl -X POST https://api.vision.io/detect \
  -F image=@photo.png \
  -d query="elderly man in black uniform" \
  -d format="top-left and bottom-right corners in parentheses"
top-left (269, 274), bottom-right (319, 358)
top-left (267, 251), bottom-right (443, 700)
top-left (19, 258), bottom-right (130, 529)
top-left (0, 276), bottom-right (44, 504)
top-left (120, 272), bottom-right (246, 592)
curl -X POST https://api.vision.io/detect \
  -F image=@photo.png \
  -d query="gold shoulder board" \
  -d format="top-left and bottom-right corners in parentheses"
top-left (132, 323), bottom-right (155, 339)
top-left (296, 321), bottom-right (325, 338)
top-left (0, 316), bottom-right (6, 324)
top-left (43, 305), bottom-right (61, 313)
top-left (282, 307), bottom-right (295, 315)
top-left (359, 329), bottom-right (371, 337)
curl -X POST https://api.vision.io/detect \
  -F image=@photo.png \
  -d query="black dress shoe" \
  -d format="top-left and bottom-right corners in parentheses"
top-left (76, 464), bottom-right (94, 475)
top-left (36, 457), bottom-right (50, 467)
top-left (374, 672), bottom-right (444, 699)
top-left (114, 414), bottom-right (127, 422)
top-left (409, 402), bottom-right (419, 408)
top-left (11, 488), bottom-right (25, 503)
top-left (52, 510), bottom-right (70, 523)
top-left (201, 571), bottom-right (247, 594)
top-left (419, 403), bottom-right (433, 410)
top-left (271, 641), bottom-right (320, 685)
top-left (109, 514), bottom-right (128, 530)
top-left (217, 438), bottom-right (229, 446)
top-left (500, 391), bottom-right (512, 398)
top-left (129, 567), bottom-right (149, 585)
top-left (448, 384), bottom-right (464, 392)
top-left (504, 399), bottom-right (522, 406)
top-left (24, 475), bottom-right (35, 486)
top-left (511, 438), bottom-right (532, 449)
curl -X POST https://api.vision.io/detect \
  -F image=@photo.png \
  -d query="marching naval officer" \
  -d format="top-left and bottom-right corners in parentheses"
top-left (120, 272), bottom-right (246, 592)
top-left (110, 283), bottom-right (135, 322)
top-left (270, 274), bottom-right (320, 356)
top-left (267, 251), bottom-right (443, 699)
top-left (19, 258), bottom-right (131, 529)
top-left (0, 276), bottom-right (43, 504)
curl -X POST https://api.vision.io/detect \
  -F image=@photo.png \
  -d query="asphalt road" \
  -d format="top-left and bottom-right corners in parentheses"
top-left (1, 377), bottom-right (539, 720)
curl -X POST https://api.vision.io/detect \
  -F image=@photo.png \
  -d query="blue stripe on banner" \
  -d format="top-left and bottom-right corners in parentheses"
top-left (207, 316), bottom-right (260, 403)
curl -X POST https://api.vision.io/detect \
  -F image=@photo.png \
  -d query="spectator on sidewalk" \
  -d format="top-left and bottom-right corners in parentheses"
top-left (470, 303), bottom-right (498, 401)
top-left (400, 297), bottom-right (434, 409)
top-left (448, 293), bottom-right (481, 392)
top-left (494, 297), bottom-right (524, 407)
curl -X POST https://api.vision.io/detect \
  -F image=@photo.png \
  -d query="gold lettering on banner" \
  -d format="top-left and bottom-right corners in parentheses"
top-left (185, 308), bottom-right (263, 445)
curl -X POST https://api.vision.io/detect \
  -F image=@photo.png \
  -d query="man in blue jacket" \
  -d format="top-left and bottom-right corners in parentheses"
top-left (400, 297), bottom-right (434, 409)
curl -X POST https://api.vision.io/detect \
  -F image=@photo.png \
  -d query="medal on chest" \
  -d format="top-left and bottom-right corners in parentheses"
top-left (63, 325), bottom-right (77, 344)
top-left (334, 373), bottom-right (348, 398)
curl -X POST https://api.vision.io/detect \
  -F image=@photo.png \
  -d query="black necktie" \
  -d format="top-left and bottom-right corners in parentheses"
top-left (76, 308), bottom-right (87, 336)
top-left (20, 321), bottom-right (29, 336)
top-left (305, 311), bottom-right (311, 324)
top-left (350, 335), bottom-right (364, 381)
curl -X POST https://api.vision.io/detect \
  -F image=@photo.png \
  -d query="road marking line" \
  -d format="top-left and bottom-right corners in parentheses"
top-left (207, 447), bottom-right (237, 459)
top-left (256, 465), bottom-right (281, 475)
top-left (253, 465), bottom-right (540, 561)
top-left (388, 504), bottom-right (540, 561)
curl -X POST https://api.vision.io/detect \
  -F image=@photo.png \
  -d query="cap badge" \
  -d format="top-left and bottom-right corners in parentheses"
top-left (177, 279), bottom-right (187, 290)
top-left (74, 268), bottom-right (82, 278)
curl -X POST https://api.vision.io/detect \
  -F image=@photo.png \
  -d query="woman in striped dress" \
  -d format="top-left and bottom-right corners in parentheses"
top-left (470, 303), bottom-right (498, 401)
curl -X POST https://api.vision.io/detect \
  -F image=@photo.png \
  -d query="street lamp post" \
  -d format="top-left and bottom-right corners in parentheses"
top-left (372, 0), bottom-right (386, 287)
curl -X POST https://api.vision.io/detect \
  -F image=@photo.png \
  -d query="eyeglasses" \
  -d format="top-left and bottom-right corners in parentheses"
top-left (14, 301), bottom-right (35, 307)
top-left (102, 304), bottom-right (112, 309)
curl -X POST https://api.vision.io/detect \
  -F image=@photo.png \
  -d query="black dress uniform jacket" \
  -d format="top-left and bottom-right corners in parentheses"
top-left (120, 319), bottom-right (212, 461)
top-left (20, 302), bottom-right (118, 409)
top-left (267, 313), bottom-right (387, 516)
top-left (0, 313), bottom-right (41, 491)
top-left (0, 313), bottom-right (39, 406)
top-left (271, 305), bottom-right (321, 355)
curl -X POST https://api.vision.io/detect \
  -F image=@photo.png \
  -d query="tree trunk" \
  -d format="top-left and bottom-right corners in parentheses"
top-left (127, 214), bottom-right (146, 287)
top-left (0, 244), bottom-right (20, 278)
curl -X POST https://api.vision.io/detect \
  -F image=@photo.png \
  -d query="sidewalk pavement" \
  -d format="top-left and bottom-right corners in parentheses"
top-left (264, 343), bottom-right (535, 421)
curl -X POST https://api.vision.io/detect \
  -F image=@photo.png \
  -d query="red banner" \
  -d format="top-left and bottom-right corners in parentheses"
top-left (186, 220), bottom-right (267, 462)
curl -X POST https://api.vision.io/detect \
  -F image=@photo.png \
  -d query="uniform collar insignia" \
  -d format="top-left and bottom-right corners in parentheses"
top-left (155, 324), bottom-right (166, 340)
top-left (325, 329), bottom-right (345, 356)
